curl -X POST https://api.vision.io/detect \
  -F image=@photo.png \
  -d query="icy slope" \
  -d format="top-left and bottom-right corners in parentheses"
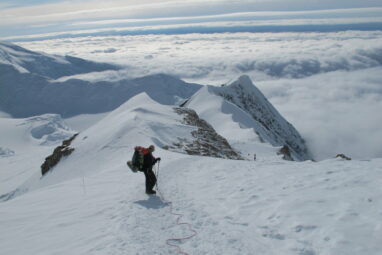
top-left (0, 93), bottom-right (381, 255)
top-left (187, 75), bottom-right (311, 161)
top-left (0, 43), bottom-right (201, 118)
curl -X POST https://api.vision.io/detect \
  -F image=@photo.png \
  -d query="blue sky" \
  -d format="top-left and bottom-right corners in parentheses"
top-left (1, 0), bottom-right (382, 40)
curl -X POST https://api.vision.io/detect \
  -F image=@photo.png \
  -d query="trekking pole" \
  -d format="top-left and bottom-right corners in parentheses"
top-left (156, 161), bottom-right (160, 192)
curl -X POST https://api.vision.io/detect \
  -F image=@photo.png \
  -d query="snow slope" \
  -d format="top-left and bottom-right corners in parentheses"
top-left (1, 93), bottom-right (240, 198)
top-left (185, 85), bottom-right (278, 160)
top-left (186, 75), bottom-right (311, 161)
top-left (1, 93), bottom-right (381, 255)
top-left (0, 42), bottom-right (201, 118)
top-left (0, 114), bottom-right (75, 195)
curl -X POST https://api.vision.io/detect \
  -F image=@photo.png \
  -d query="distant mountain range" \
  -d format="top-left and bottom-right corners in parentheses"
top-left (0, 42), bottom-right (202, 117)
top-left (0, 42), bottom-right (311, 160)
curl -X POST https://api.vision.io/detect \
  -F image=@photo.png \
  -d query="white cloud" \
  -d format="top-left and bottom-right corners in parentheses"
top-left (16, 31), bottom-right (382, 160)
top-left (17, 31), bottom-right (382, 84)
top-left (259, 68), bottom-right (382, 160)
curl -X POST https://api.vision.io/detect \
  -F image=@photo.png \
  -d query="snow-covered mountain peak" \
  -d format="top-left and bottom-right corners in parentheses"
top-left (228, 74), bottom-right (257, 90)
top-left (220, 74), bottom-right (271, 107)
top-left (106, 92), bottom-right (159, 114)
top-left (186, 75), bottom-right (312, 161)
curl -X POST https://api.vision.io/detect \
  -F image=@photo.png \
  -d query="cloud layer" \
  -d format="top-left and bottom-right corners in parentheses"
top-left (16, 31), bottom-right (382, 160)
top-left (1, 3), bottom-right (382, 39)
top-left (18, 31), bottom-right (382, 82)
top-left (259, 67), bottom-right (382, 160)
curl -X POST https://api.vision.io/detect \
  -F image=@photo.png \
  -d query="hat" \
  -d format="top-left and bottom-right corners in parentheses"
top-left (148, 145), bottom-right (155, 152)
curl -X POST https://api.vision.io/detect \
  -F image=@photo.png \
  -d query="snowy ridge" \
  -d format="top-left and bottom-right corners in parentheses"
top-left (0, 42), bottom-right (202, 118)
top-left (1, 93), bottom-right (382, 254)
top-left (1, 93), bottom-right (240, 197)
top-left (187, 75), bottom-right (311, 161)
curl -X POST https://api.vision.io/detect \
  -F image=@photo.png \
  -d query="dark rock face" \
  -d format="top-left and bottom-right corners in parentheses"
top-left (41, 134), bottom-right (78, 176)
top-left (336, 154), bottom-right (352, 160)
top-left (170, 107), bottom-right (243, 160)
top-left (278, 145), bottom-right (293, 161)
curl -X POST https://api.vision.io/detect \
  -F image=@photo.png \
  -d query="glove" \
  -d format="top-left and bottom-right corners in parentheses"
top-left (156, 157), bottom-right (161, 163)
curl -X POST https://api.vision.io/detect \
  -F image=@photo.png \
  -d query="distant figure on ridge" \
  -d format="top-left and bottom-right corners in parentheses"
top-left (254, 153), bottom-right (256, 161)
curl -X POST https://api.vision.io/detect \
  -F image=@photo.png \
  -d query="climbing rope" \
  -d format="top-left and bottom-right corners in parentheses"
top-left (155, 162), bottom-right (198, 255)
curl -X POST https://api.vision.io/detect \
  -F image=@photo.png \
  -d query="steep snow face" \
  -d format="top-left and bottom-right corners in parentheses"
top-left (0, 42), bottom-right (119, 79)
top-left (187, 75), bottom-right (311, 161)
top-left (0, 43), bottom-right (202, 118)
top-left (186, 85), bottom-right (279, 160)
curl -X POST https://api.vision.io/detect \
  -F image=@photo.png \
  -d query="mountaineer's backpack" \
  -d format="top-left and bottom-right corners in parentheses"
top-left (127, 146), bottom-right (146, 172)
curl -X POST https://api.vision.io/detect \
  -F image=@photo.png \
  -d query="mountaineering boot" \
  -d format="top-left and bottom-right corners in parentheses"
top-left (146, 190), bottom-right (156, 195)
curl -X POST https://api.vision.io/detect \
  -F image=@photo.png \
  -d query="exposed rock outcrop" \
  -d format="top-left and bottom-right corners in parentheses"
top-left (336, 154), bottom-right (352, 160)
top-left (169, 107), bottom-right (243, 160)
top-left (41, 133), bottom-right (78, 176)
top-left (278, 145), bottom-right (293, 161)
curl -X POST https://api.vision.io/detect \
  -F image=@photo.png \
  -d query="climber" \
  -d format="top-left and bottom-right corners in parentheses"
top-left (139, 145), bottom-right (161, 195)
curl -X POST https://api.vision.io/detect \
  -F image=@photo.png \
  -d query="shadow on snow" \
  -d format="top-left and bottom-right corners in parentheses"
top-left (134, 195), bottom-right (170, 209)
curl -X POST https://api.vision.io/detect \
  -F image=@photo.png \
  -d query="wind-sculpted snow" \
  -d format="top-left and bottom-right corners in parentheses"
top-left (1, 114), bottom-right (75, 148)
top-left (0, 114), bottom-right (75, 197)
top-left (0, 147), bottom-right (15, 157)
top-left (25, 114), bottom-right (75, 145)
top-left (0, 43), bottom-right (202, 118)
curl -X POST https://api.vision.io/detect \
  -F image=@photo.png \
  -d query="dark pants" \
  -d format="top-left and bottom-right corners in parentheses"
top-left (143, 167), bottom-right (157, 192)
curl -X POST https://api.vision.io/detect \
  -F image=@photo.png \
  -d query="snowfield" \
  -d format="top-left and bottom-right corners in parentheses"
top-left (1, 93), bottom-right (381, 255)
